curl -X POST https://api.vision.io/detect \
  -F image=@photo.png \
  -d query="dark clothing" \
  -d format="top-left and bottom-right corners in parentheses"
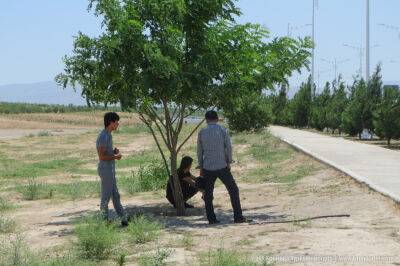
top-left (166, 170), bottom-right (199, 207)
top-left (203, 167), bottom-right (243, 222)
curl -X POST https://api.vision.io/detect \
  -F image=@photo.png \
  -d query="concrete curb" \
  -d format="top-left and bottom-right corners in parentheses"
top-left (271, 132), bottom-right (400, 204)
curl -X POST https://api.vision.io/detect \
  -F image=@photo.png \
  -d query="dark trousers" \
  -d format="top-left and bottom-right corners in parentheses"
top-left (203, 168), bottom-right (243, 222)
top-left (166, 179), bottom-right (198, 207)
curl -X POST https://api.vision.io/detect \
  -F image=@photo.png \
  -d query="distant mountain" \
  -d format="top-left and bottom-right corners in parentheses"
top-left (0, 81), bottom-right (86, 105)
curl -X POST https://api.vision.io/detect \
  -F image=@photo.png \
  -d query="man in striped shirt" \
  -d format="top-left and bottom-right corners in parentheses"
top-left (197, 110), bottom-right (247, 224)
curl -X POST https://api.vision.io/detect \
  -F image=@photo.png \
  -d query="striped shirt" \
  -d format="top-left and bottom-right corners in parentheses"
top-left (197, 122), bottom-right (233, 171)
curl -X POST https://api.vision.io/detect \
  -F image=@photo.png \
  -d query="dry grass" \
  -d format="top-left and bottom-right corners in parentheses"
top-left (2, 114), bottom-right (400, 265)
top-left (0, 111), bottom-right (139, 129)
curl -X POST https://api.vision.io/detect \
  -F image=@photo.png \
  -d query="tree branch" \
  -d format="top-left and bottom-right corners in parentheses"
top-left (177, 118), bottom-right (206, 153)
top-left (171, 105), bottom-right (180, 124)
top-left (139, 113), bottom-right (170, 176)
top-left (147, 106), bottom-right (167, 129)
top-left (184, 106), bottom-right (201, 118)
top-left (162, 98), bottom-right (175, 149)
top-left (144, 106), bottom-right (172, 151)
top-left (172, 104), bottom-right (186, 149)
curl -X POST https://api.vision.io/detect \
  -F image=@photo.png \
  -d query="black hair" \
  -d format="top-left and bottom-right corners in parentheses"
top-left (178, 156), bottom-right (193, 172)
top-left (104, 112), bottom-right (120, 128)
top-left (205, 110), bottom-right (218, 120)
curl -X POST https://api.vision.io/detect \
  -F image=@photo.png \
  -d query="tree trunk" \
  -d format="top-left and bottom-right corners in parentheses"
top-left (170, 151), bottom-right (185, 216)
top-left (388, 138), bottom-right (391, 148)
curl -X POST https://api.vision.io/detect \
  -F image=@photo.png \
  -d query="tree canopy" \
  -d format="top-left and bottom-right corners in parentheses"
top-left (56, 0), bottom-right (312, 214)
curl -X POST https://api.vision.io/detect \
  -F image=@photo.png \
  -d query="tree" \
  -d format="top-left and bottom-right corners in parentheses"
top-left (272, 85), bottom-right (289, 125)
top-left (327, 77), bottom-right (348, 134)
top-left (367, 64), bottom-right (383, 133)
top-left (341, 78), bottom-right (368, 138)
top-left (56, 0), bottom-right (311, 215)
top-left (373, 85), bottom-right (400, 147)
top-left (310, 81), bottom-right (331, 131)
top-left (290, 76), bottom-right (313, 128)
top-left (225, 92), bottom-right (273, 132)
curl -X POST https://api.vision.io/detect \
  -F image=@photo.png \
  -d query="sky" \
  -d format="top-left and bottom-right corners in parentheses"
top-left (0, 0), bottom-right (399, 91)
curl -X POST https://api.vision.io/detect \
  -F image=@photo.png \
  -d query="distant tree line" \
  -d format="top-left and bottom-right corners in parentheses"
top-left (269, 65), bottom-right (400, 147)
top-left (0, 102), bottom-right (119, 114)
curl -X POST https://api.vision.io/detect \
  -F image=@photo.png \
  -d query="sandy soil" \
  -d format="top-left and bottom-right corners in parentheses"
top-left (0, 128), bottom-right (92, 140)
top-left (2, 114), bottom-right (400, 265)
top-left (3, 166), bottom-right (400, 265)
top-left (0, 111), bottom-right (139, 140)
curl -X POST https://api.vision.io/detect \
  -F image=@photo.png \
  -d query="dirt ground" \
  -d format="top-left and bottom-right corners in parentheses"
top-left (5, 167), bottom-right (400, 265)
top-left (1, 113), bottom-right (400, 265)
top-left (0, 111), bottom-right (139, 140)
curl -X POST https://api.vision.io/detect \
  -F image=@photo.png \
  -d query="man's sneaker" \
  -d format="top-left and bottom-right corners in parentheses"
top-left (121, 220), bottom-right (129, 227)
top-left (234, 217), bottom-right (251, 223)
top-left (208, 220), bottom-right (221, 225)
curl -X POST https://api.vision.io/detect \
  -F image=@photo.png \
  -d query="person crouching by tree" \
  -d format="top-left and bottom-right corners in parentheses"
top-left (96, 112), bottom-right (128, 227)
top-left (166, 156), bottom-right (203, 208)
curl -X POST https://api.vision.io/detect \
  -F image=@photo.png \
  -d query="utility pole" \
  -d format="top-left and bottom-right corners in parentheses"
top-left (311, 0), bottom-right (316, 89)
top-left (366, 0), bottom-right (370, 82)
top-left (343, 43), bottom-right (379, 78)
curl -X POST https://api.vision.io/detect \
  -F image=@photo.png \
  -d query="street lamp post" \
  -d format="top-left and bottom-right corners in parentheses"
top-left (311, 0), bottom-right (317, 90)
top-left (366, 0), bottom-right (370, 83)
top-left (343, 44), bottom-right (363, 76)
top-left (343, 43), bottom-right (379, 78)
top-left (321, 58), bottom-right (350, 83)
top-left (378, 23), bottom-right (400, 39)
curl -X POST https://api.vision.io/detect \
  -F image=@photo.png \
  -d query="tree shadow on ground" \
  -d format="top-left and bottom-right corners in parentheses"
top-left (42, 202), bottom-right (348, 238)
top-left (41, 201), bottom-right (285, 238)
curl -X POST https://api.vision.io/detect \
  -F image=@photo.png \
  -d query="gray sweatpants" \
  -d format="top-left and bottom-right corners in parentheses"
top-left (98, 167), bottom-right (126, 221)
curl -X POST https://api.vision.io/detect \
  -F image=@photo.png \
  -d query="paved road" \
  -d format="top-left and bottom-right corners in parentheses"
top-left (269, 126), bottom-right (400, 203)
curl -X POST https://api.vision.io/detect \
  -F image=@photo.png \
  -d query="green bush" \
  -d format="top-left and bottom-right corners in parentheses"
top-left (19, 179), bottom-right (53, 200)
top-left (120, 163), bottom-right (168, 194)
top-left (41, 254), bottom-right (99, 266)
top-left (115, 124), bottom-right (150, 135)
top-left (0, 217), bottom-right (16, 233)
top-left (373, 85), bottom-right (400, 147)
top-left (37, 131), bottom-right (51, 137)
top-left (0, 235), bottom-right (36, 266)
top-left (17, 180), bottom-right (100, 201)
top-left (138, 248), bottom-right (171, 266)
top-left (0, 197), bottom-right (14, 212)
top-left (198, 248), bottom-right (272, 266)
top-left (57, 181), bottom-right (100, 200)
top-left (225, 92), bottom-right (274, 132)
top-left (128, 215), bottom-right (163, 244)
top-left (290, 77), bottom-right (312, 128)
top-left (74, 217), bottom-right (120, 260)
top-left (0, 236), bottom-right (98, 266)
